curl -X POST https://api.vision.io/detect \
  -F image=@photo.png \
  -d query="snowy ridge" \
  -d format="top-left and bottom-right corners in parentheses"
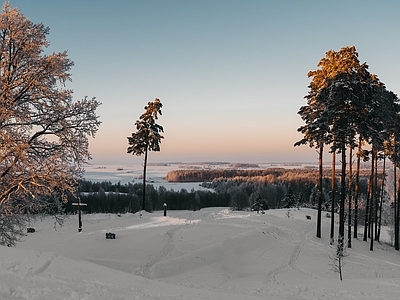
top-left (1, 208), bottom-right (400, 299)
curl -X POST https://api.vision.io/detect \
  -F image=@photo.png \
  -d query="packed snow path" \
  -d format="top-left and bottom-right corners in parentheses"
top-left (1, 208), bottom-right (400, 299)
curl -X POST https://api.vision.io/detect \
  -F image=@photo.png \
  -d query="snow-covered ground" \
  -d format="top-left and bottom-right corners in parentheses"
top-left (2, 208), bottom-right (400, 299)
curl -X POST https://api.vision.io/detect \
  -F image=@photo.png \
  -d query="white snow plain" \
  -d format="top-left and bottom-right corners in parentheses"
top-left (2, 207), bottom-right (400, 299)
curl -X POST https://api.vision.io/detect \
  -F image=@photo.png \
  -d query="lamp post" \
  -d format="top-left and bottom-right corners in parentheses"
top-left (72, 197), bottom-right (87, 232)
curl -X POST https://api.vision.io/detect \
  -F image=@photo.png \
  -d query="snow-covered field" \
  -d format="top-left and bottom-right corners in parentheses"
top-left (2, 208), bottom-right (400, 299)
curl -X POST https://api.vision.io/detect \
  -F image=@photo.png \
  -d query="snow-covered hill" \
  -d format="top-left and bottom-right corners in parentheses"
top-left (1, 208), bottom-right (400, 299)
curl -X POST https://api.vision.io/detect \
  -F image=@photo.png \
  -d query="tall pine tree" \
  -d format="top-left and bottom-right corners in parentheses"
top-left (127, 99), bottom-right (164, 212)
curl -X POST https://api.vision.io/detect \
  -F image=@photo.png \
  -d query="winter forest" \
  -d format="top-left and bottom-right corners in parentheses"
top-left (2, 2), bottom-right (400, 299)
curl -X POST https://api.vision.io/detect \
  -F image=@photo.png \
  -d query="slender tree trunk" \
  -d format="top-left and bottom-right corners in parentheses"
top-left (377, 155), bottom-right (386, 242)
top-left (394, 166), bottom-right (398, 249)
top-left (363, 154), bottom-right (372, 242)
top-left (339, 144), bottom-right (346, 249)
top-left (396, 166), bottom-right (400, 250)
top-left (354, 138), bottom-right (361, 239)
top-left (374, 152), bottom-right (379, 241)
top-left (317, 143), bottom-right (323, 238)
top-left (348, 147), bottom-right (353, 248)
top-left (330, 151), bottom-right (336, 245)
top-left (142, 147), bottom-right (148, 211)
top-left (370, 149), bottom-right (376, 251)
top-left (368, 151), bottom-right (375, 239)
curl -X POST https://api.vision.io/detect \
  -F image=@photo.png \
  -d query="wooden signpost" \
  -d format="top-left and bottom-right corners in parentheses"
top-left (72, 197), bottom-right (87, 232)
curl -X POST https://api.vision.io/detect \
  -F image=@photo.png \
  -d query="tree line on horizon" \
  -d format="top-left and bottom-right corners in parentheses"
top-left (66, 168), bottom-right (377, 224)
top-left (64, 180), bottom-right (228, 213)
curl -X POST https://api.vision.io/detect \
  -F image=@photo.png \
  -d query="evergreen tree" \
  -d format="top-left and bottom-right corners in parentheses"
top-left (296, 46), bottom-right (365, 239)
top-left (296, 46), bottom-right (397, 250)
top-left (127, 99), bottom-right (164, 212)
top-left (385, 94), bottom-right (400, 250)
top-left (319, 69), bottom-right (372, 249)
top-left (330, 151), bottom-right (336, 244)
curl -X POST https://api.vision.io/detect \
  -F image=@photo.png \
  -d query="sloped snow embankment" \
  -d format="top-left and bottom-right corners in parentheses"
top-left (2, 208), bottom-right (400, 299)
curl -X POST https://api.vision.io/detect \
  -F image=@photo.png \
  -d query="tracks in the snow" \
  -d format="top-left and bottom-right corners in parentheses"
top-left (265, 223), bottom-right (314, 283)
top-left (135, 223), bottom-right (189, 278)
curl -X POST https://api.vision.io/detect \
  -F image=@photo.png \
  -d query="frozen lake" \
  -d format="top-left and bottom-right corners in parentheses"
top-left (83, 162), bottom-right (318, 192)
top-left (83, 163), bottom-right (211, 192)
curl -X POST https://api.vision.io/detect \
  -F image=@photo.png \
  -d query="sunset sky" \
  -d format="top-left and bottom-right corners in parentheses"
top-left (10, 0), bottom-right (400, 165)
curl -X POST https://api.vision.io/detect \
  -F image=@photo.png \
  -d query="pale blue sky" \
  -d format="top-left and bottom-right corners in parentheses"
top-left (9, 0), bottom-right (400, 164)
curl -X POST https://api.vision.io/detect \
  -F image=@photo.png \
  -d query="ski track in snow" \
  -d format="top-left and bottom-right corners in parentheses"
top-left (28, 258), bottom-right (53, 276)
top-left (264, 222), bottom-right (314, 283)
top-left (135, 222), bottom-right (190, 278)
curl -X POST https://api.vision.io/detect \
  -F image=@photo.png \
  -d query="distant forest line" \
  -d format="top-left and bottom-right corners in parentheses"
top-left (164, 167), bottom-right (371, 183)
top-left (65, 168), bottom-right (382, 226)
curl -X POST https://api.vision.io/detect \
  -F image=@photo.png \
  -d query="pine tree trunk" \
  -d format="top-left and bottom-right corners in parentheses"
top-left (369, 149), bottom-right (376, 251)
top-left (363, 155), bottom-right (372, 242)
top-left (354, 138), bottom-right (361, 239)
top-left (339, 144), bottom-right (346, 247)
top-left (394, 166), bottom-right (398, 249)
top-left (142, 147), bottom-right (148, 211)
top-left (396, 167), bottom-right (400, 250)
top-left (377, 155), bottom-right (386, 242)
top-left (317, 143), bottom-right (323, 238)
top-left (368, 151), bottom-right (375, 239)
top-left (374, 151), bottom-right (379, 241)
top-left (330, 151), bottom-right (336, 245)
top-left (348, 147), bottom-right (353, 248)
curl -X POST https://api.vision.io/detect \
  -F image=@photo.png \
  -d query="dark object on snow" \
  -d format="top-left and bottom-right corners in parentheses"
top-left (27, 227), bottom-right (35, 233)
top-left (306, 215), bottom-right (311, 220)
top-left (106, 232), bottom-right (116, 239)
top-left (326, 213), bottom-right (331, 218)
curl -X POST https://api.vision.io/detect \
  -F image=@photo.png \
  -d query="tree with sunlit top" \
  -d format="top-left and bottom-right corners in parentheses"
top-left (127, 98), bottom-right (164, 212)
top-left (0, 3), bottom-right (101, 245)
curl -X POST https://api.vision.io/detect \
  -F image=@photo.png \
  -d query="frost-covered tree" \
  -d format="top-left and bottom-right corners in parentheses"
top-left (0, 3), bottom-right (101, 246)
top-left (127, 98), bottom-right (164, 212)
top-left (229, 185), bottom-right (249, 211)
top-left (330, 235), bottom-right (346, 281)
top-left (381, 93), bottom-right (400, 250)
top-left (283, 185), bottom-right (297, 208)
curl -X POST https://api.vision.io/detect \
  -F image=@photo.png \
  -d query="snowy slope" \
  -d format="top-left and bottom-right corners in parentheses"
top-left (1, 208), bottom-right (400, 299)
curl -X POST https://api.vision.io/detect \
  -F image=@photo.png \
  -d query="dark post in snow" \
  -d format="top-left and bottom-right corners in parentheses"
top-left (72, 197), bottom-right (87, 232)
top-left (163, 203), bottom-right (167, 217)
